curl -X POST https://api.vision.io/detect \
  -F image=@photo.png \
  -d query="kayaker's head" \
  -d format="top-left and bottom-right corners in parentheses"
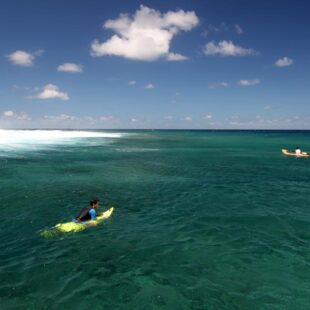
top-left (89, 199), bottom-right (100, 209)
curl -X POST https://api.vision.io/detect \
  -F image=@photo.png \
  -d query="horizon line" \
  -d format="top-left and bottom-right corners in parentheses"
top-left (1, 128), bottom-right (310, 131)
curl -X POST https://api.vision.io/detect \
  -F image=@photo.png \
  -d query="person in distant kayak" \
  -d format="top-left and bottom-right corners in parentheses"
top-left (75, 199), bottom-right (100, 222)
top-left (295, 146), bottom-right (301, 155)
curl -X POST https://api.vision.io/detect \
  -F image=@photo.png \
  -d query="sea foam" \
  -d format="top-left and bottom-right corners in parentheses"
top-left (0, 129), bottom-right (124, 155)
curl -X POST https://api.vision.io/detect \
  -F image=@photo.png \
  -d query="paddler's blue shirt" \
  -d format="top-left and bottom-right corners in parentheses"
top-left (89, 208), bottom-right (97, 220)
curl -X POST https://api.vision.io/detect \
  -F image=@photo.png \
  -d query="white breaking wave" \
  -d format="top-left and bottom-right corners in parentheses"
top-left (0, 129), bottom-right (124, 155)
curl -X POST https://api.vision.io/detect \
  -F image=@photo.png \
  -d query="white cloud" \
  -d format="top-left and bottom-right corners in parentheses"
top-left (208, 81), bottom-right (228, 89)
top-left (184, 116), bottom-right (192, 121)
top-left (31, 84), bottom-right (69, 101)
top-left (264, 105), bottom-right (271, 110)
top-left (90, 5), bottom-right (199, 61)
top-left (229, 121), bottom-right (240, 126)
top-left (7, 50), bottom-right (35, 67)
top-left (203, 40), bottom-right (257, 56)
top-left (2, 111), bottom-right (31, 120)
top-left (234, 24), bottom-right (243, 34)
top-left (207, 23), bottom-right (229, 33)
top-left (3, 111), bottom-right (15, 117)
top-left (17, 112), bottom-right (31, 120)
top-left (100, 116), bottom-right (114, 121)
top-left (131, 118), bottom-right (137, 122)
top-left (275, 57), bottom-right (293, 67)
top-left (203, 114), bottom-right (212, 119)
top-left (203, 23), bottom-right (243, 36)
top-left (44, 114), bottom-right (77, 121)
top-left (166, 53), bottom-right (188, 61)
top-left (43, 114), bottom-right (119, 125)
top-left (57, 63), bottom-right (83, 73)
top-left (165, 115), bottom-right (173, 120)
top-left (221, 115), bottom-right (310, 129)
top-left (84, 116), bottom-right (96, 122)
top-left (145, 83), bottom-right (154, 89)
top-left (238, 79), bottom-right (260, 86)
top-left (128, 80), bottom-right (136, 86)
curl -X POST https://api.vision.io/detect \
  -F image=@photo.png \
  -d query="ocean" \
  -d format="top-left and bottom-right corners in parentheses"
top-left (0, 129), bottom-right (310, 309)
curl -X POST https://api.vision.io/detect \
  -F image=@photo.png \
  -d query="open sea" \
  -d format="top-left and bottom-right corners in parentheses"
top-left (0, 129), bottom-right (310, 310)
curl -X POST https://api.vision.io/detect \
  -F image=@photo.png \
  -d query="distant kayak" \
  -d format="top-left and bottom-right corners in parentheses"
top-left (282, 149), bottom-right (309, 157)
top-left (41, 207), bottom-right (114, 237)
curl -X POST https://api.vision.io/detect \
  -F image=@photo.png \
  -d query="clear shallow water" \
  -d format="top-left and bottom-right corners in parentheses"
top-left (1, 130), bottom-right (310, 309)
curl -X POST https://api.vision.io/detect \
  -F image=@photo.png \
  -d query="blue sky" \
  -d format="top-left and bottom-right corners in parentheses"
top-left (1, 0), bottom-right (309, 129)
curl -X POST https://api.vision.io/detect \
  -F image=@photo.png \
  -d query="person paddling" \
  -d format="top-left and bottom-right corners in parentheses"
top-left (75, 199), bottom-right (100, 222)
top-left (295, 146), bottom-right (302, 155)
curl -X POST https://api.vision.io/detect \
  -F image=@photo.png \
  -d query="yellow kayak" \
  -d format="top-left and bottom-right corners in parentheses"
top-left (41, 207), bottom-right (114, 237)
top-left (282, 149), bottom-right (309, 157)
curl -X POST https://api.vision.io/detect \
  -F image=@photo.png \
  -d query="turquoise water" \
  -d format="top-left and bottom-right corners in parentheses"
top-left (1, 130), bottom-right (310, 309)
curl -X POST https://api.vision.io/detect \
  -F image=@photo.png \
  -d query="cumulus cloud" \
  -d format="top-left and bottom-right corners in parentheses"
top-left (3, 111), bottom-right (15, 117)
top-left (128, 80), bottom-right (136, 86)
top-left (7, 50), bottom-right (35, 67)
top-left (238, 79), bottom-right (260, 86)
top-left (274, 57), bottom-right (293, 67)
top-left (208, 81), bottom-right (228, 89)
top-left (7, 49), bottom-right (44, 67)
top-left (203, 40), bottom-right (257, 56)
top-left (90, 5), bottom-right (199, 61)
top-left (145, 83), bottom-right (154, 89)
top-left (166, 53), bottom-right (188, 61)
top-left (184, 116), bottom-right (192, 121)
top-left (2, 110), bottom-right (31, 120)
top-left (203, 114), bottom-right (212, 119)
top-left (57, 63), bottom-right (83, 73)
top-left (30, 84), bottom-right (69, 101)
top-left (131, 118), bottom-right (137, 122)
